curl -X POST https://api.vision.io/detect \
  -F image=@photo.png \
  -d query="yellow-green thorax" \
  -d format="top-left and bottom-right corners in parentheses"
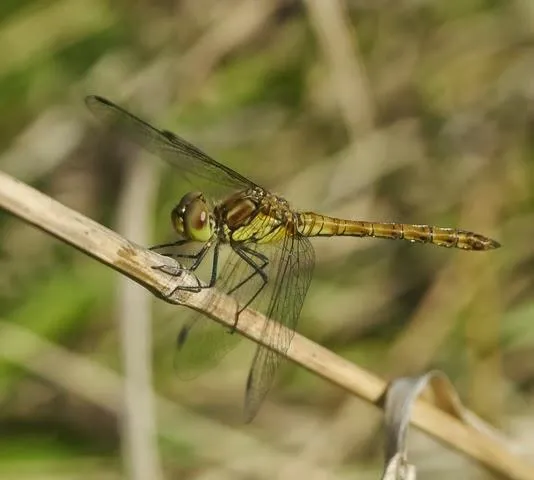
top-left (216, 189), bottom-right (295, 245)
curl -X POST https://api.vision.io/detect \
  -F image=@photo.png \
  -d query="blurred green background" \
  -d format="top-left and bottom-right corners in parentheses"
top-left (0, 0), bottom-right (533, 478)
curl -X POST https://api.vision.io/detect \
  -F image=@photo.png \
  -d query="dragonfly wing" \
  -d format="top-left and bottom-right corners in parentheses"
top-left (172, 240), bottom-right (273, 377)
top-left (171, 307), bottom-right (241, 380)
top-left (243, 233), bottom-right (315, 422)
top-left (85, 96), bottom-right (257, 193)
top-left (169, 222), bottom-right (315, 420)
top-left (154, 241), bottom-right (237, 378)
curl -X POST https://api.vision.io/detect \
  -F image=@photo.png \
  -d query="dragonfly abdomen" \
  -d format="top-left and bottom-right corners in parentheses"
top-left (296, 213), bottom-right (500, 251)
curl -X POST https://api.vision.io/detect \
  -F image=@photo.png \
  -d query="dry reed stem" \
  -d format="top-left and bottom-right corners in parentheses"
top-left (0, 169), bottom-right (532, 480)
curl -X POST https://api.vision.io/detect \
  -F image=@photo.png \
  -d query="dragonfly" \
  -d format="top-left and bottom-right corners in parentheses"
top-left (86, 95), bottom-right (501, 421)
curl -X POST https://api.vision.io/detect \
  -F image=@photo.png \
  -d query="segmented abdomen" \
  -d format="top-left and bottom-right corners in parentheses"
top-left (296, 213), bottom-right (500, 251)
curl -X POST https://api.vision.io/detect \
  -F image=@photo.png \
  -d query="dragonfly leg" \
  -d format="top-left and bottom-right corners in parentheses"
top-left (227, 244), bottom-right (269, 332)
top-left (228, 246), bottom-right (269, 294)
top-left (172, 244), bottom-right (220, 353)
top-left (151, 239), bottom-right (211, 270)
top-left (154, 241), bottom-right (218, 297)
top-left (150, 239), bottom-right (205, 280)
top-left (150, 239), bottom-right (209, 263)
top-left (150, 239), bottom-right (190, 251)
top-left (203, 241), bottom-right (220, 288)
top-left (152, 263), bottom-right (203, 295)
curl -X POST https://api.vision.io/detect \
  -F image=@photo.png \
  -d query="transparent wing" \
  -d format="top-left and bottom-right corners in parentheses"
top-left (244, 233), bottom-right (315, 421)
top-left (172, 238), bottom-right (273, 378)
top-left (171, 308), bottom-right (240, 380)
top-left (85, 96), bottom-right (257, 193)
top-left (159, 212), bottom-right (315, 421)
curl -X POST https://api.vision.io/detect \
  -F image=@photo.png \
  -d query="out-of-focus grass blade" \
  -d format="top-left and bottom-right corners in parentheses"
top-left (0, 261), bottom-right (113, 396)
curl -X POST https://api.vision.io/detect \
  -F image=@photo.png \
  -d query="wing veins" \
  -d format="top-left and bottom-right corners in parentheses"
top-left (86, 95), bottom-right (257, 191)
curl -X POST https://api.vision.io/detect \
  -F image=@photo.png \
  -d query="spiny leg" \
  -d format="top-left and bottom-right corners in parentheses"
top-left (153, 240), bottom-right (218, 296)
top-left (228, 246), bottom-right (269, 294)
top-left (150, 239), bottom-right (190, 251)
top-left (176, 243), bottom-right (220, 349)
top-left (227, 244), bottom-right (269, 332)
top-left (150, 239), bottom-right (209, 265)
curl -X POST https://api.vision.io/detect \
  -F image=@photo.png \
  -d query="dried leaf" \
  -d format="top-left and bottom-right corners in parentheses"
top-left (381, 370), bottom-right (514, 479)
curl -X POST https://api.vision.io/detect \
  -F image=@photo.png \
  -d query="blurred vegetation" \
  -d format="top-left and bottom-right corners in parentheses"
top-left (0, 0), bottom-right (533, 478)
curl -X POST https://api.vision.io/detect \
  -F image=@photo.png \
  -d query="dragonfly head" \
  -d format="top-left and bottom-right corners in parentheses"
top-left (172, 192), bottom-right (214, 242)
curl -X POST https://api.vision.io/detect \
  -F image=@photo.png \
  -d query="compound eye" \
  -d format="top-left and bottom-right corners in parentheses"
top-left (180, 194), bottom-right (212, 242)
top-left (171, 192), bottom-right (208, 240)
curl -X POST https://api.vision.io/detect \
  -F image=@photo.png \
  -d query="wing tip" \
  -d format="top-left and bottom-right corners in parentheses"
top-left (85, 95), bottom-right (119, 117)
top-left (85, 94), bottom-right (105, 107)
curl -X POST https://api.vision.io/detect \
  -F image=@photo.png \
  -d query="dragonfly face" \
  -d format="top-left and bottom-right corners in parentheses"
top-left (171, 191), bottom-right (214, 242)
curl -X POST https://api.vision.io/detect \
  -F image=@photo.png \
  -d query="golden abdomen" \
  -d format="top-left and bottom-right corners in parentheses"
top-left (296, 212), bottom-right (500, 251)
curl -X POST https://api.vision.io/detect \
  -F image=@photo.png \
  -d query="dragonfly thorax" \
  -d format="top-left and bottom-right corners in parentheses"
top-left (171, 191), bottom-right (214, 242)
